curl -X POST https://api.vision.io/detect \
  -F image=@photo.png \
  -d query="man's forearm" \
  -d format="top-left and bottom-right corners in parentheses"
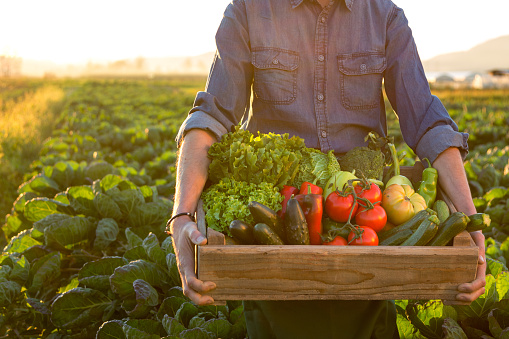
top-left (172, 129), bottom-right (217, 224)
top-left (431, 147), bottom-right (476, 215)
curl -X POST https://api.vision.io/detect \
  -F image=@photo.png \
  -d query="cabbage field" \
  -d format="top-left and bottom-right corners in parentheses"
top-left (1, 77), bottom-right (508, 338)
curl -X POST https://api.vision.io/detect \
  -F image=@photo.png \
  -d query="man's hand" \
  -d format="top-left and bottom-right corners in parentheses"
top-left (171, 218), bottom-right (216, 306)
top-left (449, 231), bottom-right (486, 305)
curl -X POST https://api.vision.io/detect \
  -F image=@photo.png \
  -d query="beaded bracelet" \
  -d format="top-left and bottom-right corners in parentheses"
top-left (165, 212), bottom-right (196, 235)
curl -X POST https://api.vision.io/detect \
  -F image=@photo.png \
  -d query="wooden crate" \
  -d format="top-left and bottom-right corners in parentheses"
top-left (196, 163), bottom-right (479, 302)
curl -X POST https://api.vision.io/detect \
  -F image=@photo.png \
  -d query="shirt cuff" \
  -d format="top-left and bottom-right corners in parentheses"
top-left (175, 111), bottom-right (228, 147)
top-left (415, 125), bottom-right (469, 164)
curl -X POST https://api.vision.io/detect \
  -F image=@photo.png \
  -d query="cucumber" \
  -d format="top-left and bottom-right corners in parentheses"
top-left (400, 215), bottom-right (439, 246)
top-left (248, 201), bottom-right (286, 242)
top-left (432, 200), bottom-right (450, 224)
top-left (284, 197), bottom-right (310, 245)
top-left (378, 209), bottom-right (434, 242)
top-left (253, 223), bottom-right (285, 245)
top-left (380, 228), bottom-right (414, 246)
top-left (427, 212), bottom-right (470, 246)
top-left (466, 213), bottom-right (491, 232)
top-left (229, 220), bottom-right (254, 245)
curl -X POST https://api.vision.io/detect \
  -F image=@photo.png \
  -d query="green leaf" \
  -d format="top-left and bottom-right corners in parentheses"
top-left (0, 280), bottom-right (22, 308)
top-left (442, 318), bottom-right (468, 339)
top-left (27, 252), bottom-right (61, 295)
top-left (67, 185), bottom-right (99, 217)
top-left (160, 236), bottom-right (175, 255)
top-left (27, 174), bottom-right (60, 196)
top-left (202, 318), bottom-right (232, 338)
top-left (25, 198), bottom-right (70, 222)
top-left (100, 174), bottom-right (123, 192)
top-left (2, 213), bottom-right (32, 239)
top-left (9, 255), bottom-right (30, 285)
top-left (3, 230), bottom-right (42, 254)
top-left (487, 257), bottom-right (508, 277)
top-left (79, 256), bottom-right (127, 291)
top-left (123, 319), bottom-right (166, 337)
top-left (126, 228), bottom-right (143, 249)
top-left (123, 246), bottom-right (150, 262)
top-left (45, 161), bottom-right (75, 188)
top-left (175, 302), bottom-right (199, 328)
top-left (166, 253), bottom-right (182, 287)
top-left (488, 308), bottom-right (509, 338)
top-left (127, 201), bottom-right (169, 228)
top-left (497, 272), bottom-right (509, 300)
top-left (58, 277), bottom-right (79, 294)
top-left (123, 279), bottom-right (159, 317)
top-left (406, 300), bottom-right (445, 339)
top-left (110, 260), bottom-right (169, 298)
top-left (157, 296), bottom-right (188, 320)
top-left (455, 274), bottom-right (499, 320)
top-left (162, 315), bottom-right (186, 336)
top-left (33, 214), bottom-right (73, 237)
top-left (26, 298), bottom-right (51, 315)
top-left (13, 192), bottom-right (39, 214)
top-left (94, 192), bottom-right (123, 220)
top-left (94, 218), bottom-right (120, 250)
top-left (96, 320), bottom-right (126, 339)
top-left (106, 187), bottom-right (145, 219)
top-left (142, 233), bottom-right (166, 266)
top-left (45, 216), bottom-right (96, 250)
top-left (85, 161), bottom-right (115, 181)
top-left (51, 287), bottom-right (111, 329)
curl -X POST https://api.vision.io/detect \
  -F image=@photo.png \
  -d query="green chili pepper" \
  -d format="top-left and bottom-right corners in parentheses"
top-left (418, 158), bottom-right (438, 208)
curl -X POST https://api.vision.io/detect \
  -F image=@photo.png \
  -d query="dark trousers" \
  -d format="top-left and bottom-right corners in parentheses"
top-left (244, 300), bottom-right (399, 339)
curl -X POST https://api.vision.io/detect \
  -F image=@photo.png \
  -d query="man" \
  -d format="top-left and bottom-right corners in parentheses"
top-left (169, 0), bottom-right (486, 337)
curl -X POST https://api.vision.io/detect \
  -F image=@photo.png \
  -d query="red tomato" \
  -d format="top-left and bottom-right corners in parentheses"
top-left (355, 182), bottom-right (382, 205)
top-left (323, 236), bottom-right (348, 246)
top-left (348, 226), bottom-right (379, 246)
top-left (354, 205), bottom-right (387, 233)
top-left (325, 191), bottom-right (358, 222)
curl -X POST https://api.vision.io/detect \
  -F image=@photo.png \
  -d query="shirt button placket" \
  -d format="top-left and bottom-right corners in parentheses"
top-left (315, 6), bottom-right (330, 150)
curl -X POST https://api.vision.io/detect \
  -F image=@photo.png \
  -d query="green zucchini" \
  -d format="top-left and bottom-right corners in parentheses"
top-left (378, 209), bottom-right (434, 242)
top-left (253, 223), bottom-right (285, 245)
top-left (432, 200), bottom-right (450, 224)
top-left (284, 197), bottom-right (310, 245)
top-left (400, 215), bottom-right (439, 246)
top-left (466, 213), bottom-right (491, 232)
top-left (248, 201), bottom-right (286, 242)
top-left (380, 228), bottom-right (414, 246)
top-left (229, 220), bottom-right (254, 245)
top-left (427, 212), bottom-right (470, 246)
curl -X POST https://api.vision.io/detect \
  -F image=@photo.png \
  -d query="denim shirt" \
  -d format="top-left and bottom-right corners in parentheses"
top-left (177, 0), bottom-right (468, 163)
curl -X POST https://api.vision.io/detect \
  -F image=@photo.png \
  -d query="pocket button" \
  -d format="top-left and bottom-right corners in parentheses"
top-left (360, 64), bottom-right (367, 71)
top-left (272, 58), bottom-right (279, 65)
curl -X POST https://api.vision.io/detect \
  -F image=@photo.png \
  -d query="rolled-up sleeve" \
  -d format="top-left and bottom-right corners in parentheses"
top-left (384, 6), bottom-right (469, 163)
top-left (175, 0), bottom-right (253, 147)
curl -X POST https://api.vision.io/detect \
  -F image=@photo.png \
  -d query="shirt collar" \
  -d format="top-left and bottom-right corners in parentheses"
top-left (290, 0), bottom-right (354, 11)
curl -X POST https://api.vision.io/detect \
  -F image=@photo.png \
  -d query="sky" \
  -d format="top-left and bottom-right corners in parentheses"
top-left (1, 0), bottom-right (509, 65)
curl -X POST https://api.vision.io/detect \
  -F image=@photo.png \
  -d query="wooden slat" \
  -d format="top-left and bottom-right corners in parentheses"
top-left (198, 244), bottom-right (478, 301)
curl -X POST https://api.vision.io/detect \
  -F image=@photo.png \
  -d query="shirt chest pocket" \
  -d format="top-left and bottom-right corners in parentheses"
top-left (252, 48), bottom-right (299, 105)
top-left (338, 54), bottom-right (387, 110)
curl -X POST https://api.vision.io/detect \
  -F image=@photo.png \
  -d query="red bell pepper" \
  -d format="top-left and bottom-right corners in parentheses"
top-left (295, 187), bottom-right (323, 245)
top-left (299, 181), bottom-right (323, 195)
top-left (278, 185), bottom-right (300, 219)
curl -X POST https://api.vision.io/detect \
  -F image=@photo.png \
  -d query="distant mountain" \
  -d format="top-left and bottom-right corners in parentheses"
top-left (422, 35), bottom-right (509, 73)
